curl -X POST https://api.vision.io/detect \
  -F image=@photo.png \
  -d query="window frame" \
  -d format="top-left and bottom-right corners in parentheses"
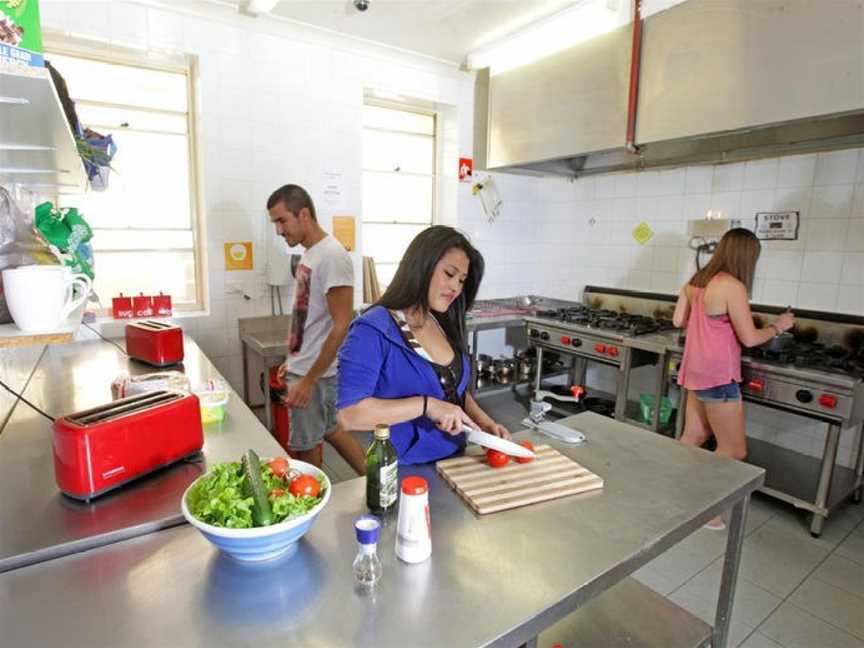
top-left (43, 36), bottom-right (206, 315)
top-left (361, 98), bottom-right (438, 286)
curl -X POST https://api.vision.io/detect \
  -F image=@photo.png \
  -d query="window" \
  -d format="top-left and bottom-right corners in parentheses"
top-left (361, 102), bottom-right (436, 288)
top-left (49, 50), bottom-right (203, 312)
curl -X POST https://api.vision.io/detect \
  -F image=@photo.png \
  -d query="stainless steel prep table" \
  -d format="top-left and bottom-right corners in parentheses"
top-left (240, 329), bottom-right (288, 432)
top-left (0, 337), bottom-right (284, 573)
top-left (0, 413), bottom-right (763, 648)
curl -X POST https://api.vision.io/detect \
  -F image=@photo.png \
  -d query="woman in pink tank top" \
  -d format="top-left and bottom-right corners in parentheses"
top-left (673, 229), bottom-right (795, 528)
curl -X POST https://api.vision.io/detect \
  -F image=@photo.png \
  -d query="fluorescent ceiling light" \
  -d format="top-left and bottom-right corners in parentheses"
top-left (240, 0), bottom-right (280, 16)
top-left (466, 0), bottom-right (629, 76)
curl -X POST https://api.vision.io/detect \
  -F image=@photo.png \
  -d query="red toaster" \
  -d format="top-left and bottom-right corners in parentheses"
top-left (126, 320), bottom-right (184, 366)
top-left (53, 390), bottom-right (204, 501)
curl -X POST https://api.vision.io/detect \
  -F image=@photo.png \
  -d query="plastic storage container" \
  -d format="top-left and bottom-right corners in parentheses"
top-left (639, 394), bottom-right (673, 425)
top-left (195, 379), bottom-right (230, 424)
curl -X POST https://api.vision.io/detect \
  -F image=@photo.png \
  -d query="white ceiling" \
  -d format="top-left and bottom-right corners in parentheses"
top-left (236, 0), bottom-right (582, 64)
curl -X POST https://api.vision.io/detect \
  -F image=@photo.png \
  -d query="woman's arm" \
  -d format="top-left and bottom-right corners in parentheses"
top-left (726, 281), bottom-right (794, 347)
top-left (673, 284), bottom-right (691, 328)
top-left (338, 396), bottom-right (481, 436)
top-left (464, 392), bottom-right (511, 439)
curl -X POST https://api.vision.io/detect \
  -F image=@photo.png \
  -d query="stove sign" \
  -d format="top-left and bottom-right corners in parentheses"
top-left (755, 211), bottom-right (799, 240)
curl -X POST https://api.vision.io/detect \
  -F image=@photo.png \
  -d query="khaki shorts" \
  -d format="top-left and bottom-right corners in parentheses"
top-left (285, 373), bottom-right (337, 451)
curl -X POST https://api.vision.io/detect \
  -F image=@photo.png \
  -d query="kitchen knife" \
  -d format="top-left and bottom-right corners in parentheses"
top-left (462, 426), bottom-right (536, 459)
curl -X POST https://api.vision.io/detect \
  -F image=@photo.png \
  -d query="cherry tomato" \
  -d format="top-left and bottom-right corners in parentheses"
top-left (268, 488), bottom-right (285, 499)
top-left (267, 457), bottom-right (290, 479)
top-left (289, 474), bottom-right (321, 498)
top-left (515, 441), bottom-right (535, 464)
top-left (486, 449), bottom-right (510, 468)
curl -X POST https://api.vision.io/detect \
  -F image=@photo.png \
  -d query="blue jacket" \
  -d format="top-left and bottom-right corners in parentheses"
top-left (337, 305), bottom-right (470, 465)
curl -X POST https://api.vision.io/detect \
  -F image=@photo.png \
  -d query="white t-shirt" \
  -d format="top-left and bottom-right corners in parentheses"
top-left (287, 234), bottom-right (354, 378)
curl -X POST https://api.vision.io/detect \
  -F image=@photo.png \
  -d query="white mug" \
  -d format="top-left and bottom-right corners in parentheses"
top-left (2, 265), bottom-right (92, 333)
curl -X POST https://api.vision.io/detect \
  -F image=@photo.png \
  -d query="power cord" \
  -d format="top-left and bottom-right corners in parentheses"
top-left (82, 321), bottom-right (128, 356)
top-left (0, 377), bottom-right (56, 423)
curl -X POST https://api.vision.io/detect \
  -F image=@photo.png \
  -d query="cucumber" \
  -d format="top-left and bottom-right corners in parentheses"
top-left (241, 449), bottom-right (273, 526)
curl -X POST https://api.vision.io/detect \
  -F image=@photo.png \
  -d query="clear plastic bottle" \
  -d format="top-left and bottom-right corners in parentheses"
top-left (353, 515), bottom-right (383, 590)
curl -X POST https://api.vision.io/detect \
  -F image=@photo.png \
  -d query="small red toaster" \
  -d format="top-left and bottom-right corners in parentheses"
top-left (53, 390), bottom-right (204, 501)
top-left (125, 320), bottom-right (184, 366)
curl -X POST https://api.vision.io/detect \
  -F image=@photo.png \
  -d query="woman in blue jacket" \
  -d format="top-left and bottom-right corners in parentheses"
top-left (337, 226), bottom-right (511, 465)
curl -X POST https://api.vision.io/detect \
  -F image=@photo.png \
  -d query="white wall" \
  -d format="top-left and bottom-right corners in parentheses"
top-left (36, 0), bottom-right (486, 392)
top-left (466, 150), bottom-right (863, 469)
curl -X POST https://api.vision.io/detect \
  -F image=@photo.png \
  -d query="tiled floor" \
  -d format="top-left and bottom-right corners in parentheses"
top-left (264, 391), bottom-right (864, 647)
top-left (474, 391), bottom-right (864, 648)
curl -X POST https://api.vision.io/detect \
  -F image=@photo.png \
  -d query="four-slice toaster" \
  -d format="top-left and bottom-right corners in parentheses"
top-left (125, 320), bottom-right (184, 366)
top-left (52, 390), bottom-right (204, 501)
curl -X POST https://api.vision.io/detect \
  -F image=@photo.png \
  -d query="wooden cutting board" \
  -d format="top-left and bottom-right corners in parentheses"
top-left (436, 444), bottom-right (603, 515)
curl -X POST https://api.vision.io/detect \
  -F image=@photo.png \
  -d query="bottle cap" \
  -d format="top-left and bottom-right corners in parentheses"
top-left (355, 515), bottom-right (381, 545)
top-left (401, 476), bottom-right (428, 495)
top-left (374, 424), bottom-right (390, 440)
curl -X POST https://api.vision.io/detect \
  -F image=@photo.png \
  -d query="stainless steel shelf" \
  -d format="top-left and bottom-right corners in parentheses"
top-left (539, 577), bottom-right (711, 648)
top-left (0, 63), bottom-right (87, 193)
top-left (747, 437), bottom-right (862, 515)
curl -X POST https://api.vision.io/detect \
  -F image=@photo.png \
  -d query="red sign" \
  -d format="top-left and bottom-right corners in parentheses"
top-left (459, 157), bottom-right (473, 183)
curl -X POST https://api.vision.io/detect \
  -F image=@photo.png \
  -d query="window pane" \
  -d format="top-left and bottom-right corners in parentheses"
top-left (362, 171), bottom-right (433, 224)
top-left (60, 130), bottom-right (191, 230)
top-left (91, 229), bottom-right (194, 251)
top-left (47, 53), bottom-right (188, 112)
top-left (363, 105), bottom-right (434, 135)
top-left (362, 223), bottom-right (428, 265)
top-left (375, 262), bottom-right (399, 290)
top-left (362, 129), bottom-right (434, 175)
top-left (76, 103), bottom-right (187, 134)
top-left (92, 251), bottom-right (196, 304)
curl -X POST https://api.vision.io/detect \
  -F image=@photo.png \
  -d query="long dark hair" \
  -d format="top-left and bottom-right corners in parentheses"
top-left (690, 228), bottom-right (761, 294)
top-left (377, 226), bottom-right (484, 352)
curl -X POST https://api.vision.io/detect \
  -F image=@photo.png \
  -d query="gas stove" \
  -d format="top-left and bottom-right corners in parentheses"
top-left (743, 343), bottom-right (864, 381)
top-left (534, 306), bottom-right (675, 337)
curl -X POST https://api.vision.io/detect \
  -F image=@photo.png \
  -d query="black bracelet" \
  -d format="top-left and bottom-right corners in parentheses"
top-left (421, 395), bottom-right (428, 417)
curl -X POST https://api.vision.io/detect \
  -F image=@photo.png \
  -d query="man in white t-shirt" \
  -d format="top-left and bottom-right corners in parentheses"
top-left (267, 184), bottom-right (366, 474)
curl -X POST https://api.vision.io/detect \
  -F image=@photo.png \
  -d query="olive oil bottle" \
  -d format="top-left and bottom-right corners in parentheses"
top-left (366, 424), bottom-right (398, 516)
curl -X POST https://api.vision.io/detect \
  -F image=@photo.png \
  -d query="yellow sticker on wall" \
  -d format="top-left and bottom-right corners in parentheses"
top-left (332, 215), bottom-right (356, 252)
top-left (632, 222), bottom-right (654, 246)
top-left (224, 242), bottom-right (253, 270)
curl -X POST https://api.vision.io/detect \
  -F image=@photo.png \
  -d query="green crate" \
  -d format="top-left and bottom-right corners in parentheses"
top-left (639, 394), bottom-right (673, 425)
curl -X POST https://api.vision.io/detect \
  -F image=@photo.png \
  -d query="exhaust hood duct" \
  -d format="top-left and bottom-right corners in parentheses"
top-left (474, 0), bottom-right (864, 177)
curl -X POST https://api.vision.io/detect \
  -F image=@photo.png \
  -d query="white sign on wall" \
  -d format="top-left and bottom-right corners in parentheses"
top-left (754, 211), bottom-right (800, 240)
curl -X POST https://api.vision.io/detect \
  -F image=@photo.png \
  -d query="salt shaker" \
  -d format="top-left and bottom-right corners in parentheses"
top-left (395, 476), bottom-right (431, 563)
top-left (353, 515), bottom-right (383, 589)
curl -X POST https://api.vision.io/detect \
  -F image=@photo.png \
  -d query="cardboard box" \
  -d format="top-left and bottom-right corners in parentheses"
top-left (0, 0), bottom-right (43, 68)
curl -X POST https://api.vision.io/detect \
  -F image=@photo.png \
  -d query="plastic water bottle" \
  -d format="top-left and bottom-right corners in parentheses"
top-left (353, 515), bottom-right (383, 589)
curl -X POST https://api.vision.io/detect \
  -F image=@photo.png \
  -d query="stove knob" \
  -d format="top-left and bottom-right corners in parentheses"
top-left (571, 338), bottom-right (582, 348)
top-left (746, 378), bottom-right (765, 393)
top-left (795, 390), bottom-right (813, 404)
top-left (819, 394), bottom-right (838, 409)
top-left (560, 335), bottom-right (571, 345)
top-left (540, 331), bottom-right (550, 341)
top-left (594, 343), bottom-right (607, 353)
top-left (529, 329), bottom-right (539, 338)
top-left (607, 346), bottom-right (619, 357)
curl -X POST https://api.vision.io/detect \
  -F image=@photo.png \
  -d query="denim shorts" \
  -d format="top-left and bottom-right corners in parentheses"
top-left (694, 381), bottom-right (742, 403)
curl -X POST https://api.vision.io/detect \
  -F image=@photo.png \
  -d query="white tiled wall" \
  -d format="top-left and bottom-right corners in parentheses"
top-left (37, 0), bottom-right (480, 392)
top-left (468, 150), bottom-right (863, 468)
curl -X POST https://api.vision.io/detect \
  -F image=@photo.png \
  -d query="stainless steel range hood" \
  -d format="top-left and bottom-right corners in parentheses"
top-left (474, 0), bottom-right (864, 177)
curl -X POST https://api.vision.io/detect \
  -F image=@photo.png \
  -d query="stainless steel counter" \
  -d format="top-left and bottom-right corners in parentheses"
top-left (0, 413), bottom-right (763, 648)
top-left (0, 337), bottom-right (283, 573)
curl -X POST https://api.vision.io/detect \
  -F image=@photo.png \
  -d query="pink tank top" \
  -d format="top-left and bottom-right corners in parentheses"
top-left (677, 281), bottom-right (742, 390)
